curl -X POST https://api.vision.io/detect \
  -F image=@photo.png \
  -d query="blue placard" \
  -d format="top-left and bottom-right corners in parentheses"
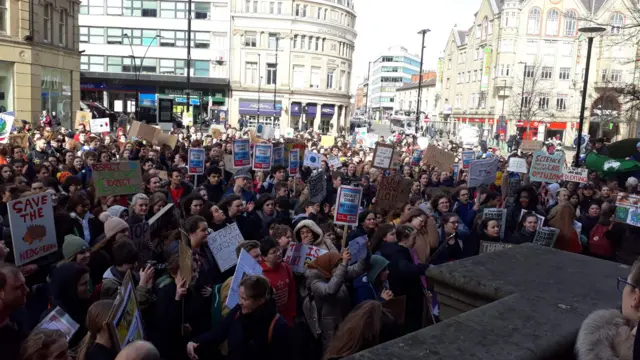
top-left (253, 144), bottom-right (273, 170)
top-left (188, 148), bottom-right (206, 174)
top-left (335, 186), bottom-right (362, 226)
top-left (273, 146), bottom-right (284, 166)
top-left (233, 139), bottom-right (251, 168)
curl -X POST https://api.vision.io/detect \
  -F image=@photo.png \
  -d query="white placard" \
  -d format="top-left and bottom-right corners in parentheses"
top-left (283, 243), bottom-right (328, 273)
top-left (303, 151), bottom-right (322, 168)
top-left (90, 117), bottom-right (111, 132)
top-left (207, 223), bottom-right (244, 272)
top-left (507, 158), bottom-right (528, 173)
top-left (327, 156), bottom-right (342, 169)
top-left (468, 157), bottom-right (499, 188)
top-left (114, 100), bottom-right (123, 112)
top-left (8, 193), bottom-right (58, 266)
top-left (225, 249), bottom-right (263, 308)
top-left (372, 143), bottom-right (394, 170)
top-left (563, 167), bottom-right (588, 183)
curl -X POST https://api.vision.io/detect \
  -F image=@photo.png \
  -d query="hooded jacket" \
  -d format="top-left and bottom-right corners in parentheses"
top-left (100, 266), bottom-right (153, 311)
top-left (49, 262), bottom-right (90, 346)
top-left (575, 309), bottom-right (635, 360)
top-left (293, 219), bottom-right (338, 253)
top-left (353, 255), bottom-right (389, 306)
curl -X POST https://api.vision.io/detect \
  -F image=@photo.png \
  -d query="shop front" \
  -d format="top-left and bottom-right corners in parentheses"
top-left (81, 82), bottom-right (156, 113)
top-left (238, 99), bottom-right (282, 128)
top-left (516, 121), bottom-right (568, 142)
top-left (290, 102), bottom-right (302, 130)
top-left (303, 104), bottom-right (317, 130)
top-left (0, 60), bottom-right (14, 113)
top-left (320, 104), bottom-right (335, 134)
top-left (159, 88), bottom-right (227, 122)
top-left (41, 67), bottom-right (72, 126)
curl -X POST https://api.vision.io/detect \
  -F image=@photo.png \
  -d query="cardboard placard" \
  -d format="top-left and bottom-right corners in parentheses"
top-left (520, 140), bottom-right (543, 153)
top-left (226, 249), bottom-right (263, 308)
top-left (148, 203), bottom-right (173, 233)
top-left (529, 150), bottom-right (564, 183)
top-left (423, 144), bottom-right (456, 171)
top-left (562, 167), bottom-right (588, 183)
top-left (75, 110), bottom-right (92, 129)
top-left (207, 223), bottom-right (244, 272)
top-left (152, 131), bottom-right (178, 149)
top-left (334, 185), bottom-right (363, 226)
top-left (507, 158), bottom-right (527, 173)
top-left (308, 170), bottom-right (327, 203)
top-left (92, 162), bottom-right (143, 197)
top-left (372, 142), bottom-right (395, 170)
top-left (8, 192), bottom-right (57, 266)
top-left (375, 176), bottom-right (402, 211)
top-left (283, 243), bottom-right (328, 274)
top-left (479, 241), bottom-right (514, 254)
top-left (9, 133), bottom-right (29, 148)
top-left (382, 295), bottom-right (406, 325)
top-left (128, 120), bottom-right (159, 143)
top-left (481, 208), bottom-right (507, 239)
top-left (468, 157), bottom-right (499, 188)
top-left (533, 227), bottom-right (559, 247)
top-left (107, 272), bottom-right (145, 351)
top-left (320, 135), bottom-right (335, 147)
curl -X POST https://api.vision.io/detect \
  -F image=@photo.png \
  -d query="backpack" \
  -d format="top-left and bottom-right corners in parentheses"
top-left (589, 224), bottom-right (614, 258)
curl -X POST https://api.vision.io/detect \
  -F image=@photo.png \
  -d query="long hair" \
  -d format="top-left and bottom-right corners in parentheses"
top-left (20, 328), bottom-right (67, 360)
top-left (369, 224), bottom-right (395, 254)
top-left (75, 300), bottom-right (114, 360)
top-left (323, 301), bottom-right (392, 359)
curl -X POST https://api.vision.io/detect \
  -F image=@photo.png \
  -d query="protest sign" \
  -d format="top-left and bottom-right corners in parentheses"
top-left (226, 249), bottom-right (263, 308)
top-left (462, 151), bottom-right (475, 170)
top-left (366, 133), bottom-right (378, 148)
top-left (375, 176), bottom-right (402, 211)
top-left (391, 150), bottom-right (402, 170)
top-left (507, 158), bottom-right (528, 173)
top-left (284, 243), bottom-right (328, 273)
top-left (304, 151), bottom-right (321, 168)
top-left (75, 110), bottom-right (91, 129)
top-left (207, 223), bottom-right (244, 272)
top-left (37, 307), bottom-right (80, 340)
top-left (210, 125), bottom-right (224, 139)
top-left (92, 162), bottom-right (143, 197)
top-left (9, 133), bottom-right (28, 148)
top-left (452, 164), bottom-right (460, 182)
top-left (382, 296), bottom-right (406, 325)
top-left (108, 272), bottom-right (144, 351)
top-left (614, 193), bottom-right (640, 227)
top-left (273, 145), bottom-right (284, 166)
top-left (127, 120), bottom-right (159, 142)
top-left (308, 170), bottom-right (327, 203)
top-left (0, 112), bottom-right (15, 143)
top-left (328, 155), bottom-right (342, 169)
top-left (355, 127), bottom-right (367, 145)
top-left (424, 144), bottom-right (456, 171)
top-left (520, 140), bottom-right (543, 153)
top-left (179, 231), bottom-right (193, 285)
top-left (468, 157), bottom-right (499, 188)
top-left (529, 150), bottom-right (564, 183)
top-left (256, 124), bottom-right (275, 139)
top-left (289, 148), bottom-right (300, 176)
top-left (479, 241), bottom-right (514, 254)
top-left (90, 117), bottom-right (110, 133)
top-left (482, 208), bottom-right (507, 239)
top-left (232, 139), bottom-right (251, 168)
top-left (149, 203), bottom-right (173, 233)
top-left (321, 135), bottom-right (335, 147)
top-left (188, 148), bottom-right (206, 174)
top-left (372, 143), bottom-right (395, 170)
top-left (410, 149), bottom-right (424, 167)
top-left (151, 131), bottom-right (178, 149)
top-left (533, 227), bottom-right (559, 247)
top-left (519, 210), bottom-right (545, 230)
top-left (347, 235), bottom-right (367, 265)
top-left (252, 143), bottom-right (273, 170)
top-left (8, 192), bottom-right (57, 266)
top-left (130, 222), bottom-right (151, 263)
top-left (335, 185), bottom-right (363, 226)
top-left (562, 167), bottom-right (588, 183)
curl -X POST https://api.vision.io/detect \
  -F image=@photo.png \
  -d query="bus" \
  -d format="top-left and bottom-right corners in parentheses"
top-left (389, 111), bottom-right (417, 134)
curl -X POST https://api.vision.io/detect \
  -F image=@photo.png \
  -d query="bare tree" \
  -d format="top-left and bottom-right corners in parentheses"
top-left (507, 62), bottom-right (555, 136)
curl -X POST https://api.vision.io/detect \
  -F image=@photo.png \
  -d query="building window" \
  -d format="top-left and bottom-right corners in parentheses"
top-left (565, 10), bottom-right (577, 36)
top-left (310, 66), bottom-right (321, 88)
top-left (307, 36), bottom-right (312, 50)
top-left (192, 60), bottom-right (209, 76)
top-left (315, 37), bottom-right (319, 51)
top-left (43, 4), bottom-right (52, 42)
top-left (610, 13), bottom-right (624, 34)
top-left (295, 4), bottom-right (300, 16)
top-left (559, 67), bottom-right (570, 80)
top-left (159, 59), bottom-right (186, 75)
top-left (324, 8), bottom-right (328, 20)
top-left (321, 38), bottom-right (325, 51)
top-left (292, 65), bottom-right (304, 88)
top-left (106, 0), bottom-right (122, 15)
top-left (81, 0), bottom-right (104, 15)
top-left (84, 55), bottom-right (105, 71)
top-left (193, 3), bottom-right (209, 19)
top-left (269, 1), bottom-right (274, 14)
top-left (277, 2), bottom-right (281, 14)
top-left (538, 95), bottom-right (550, 109)
top-left (266, 63), bottom-right (277, 85)
top-left (124, 0), bottom-right (157, 17)
top-left (556, 94), bottom-right (567, 111)
top-left (106, 28), bottom-right (123, 44)
top-left (317, 7), bottom-right (321, 18)
top-left (327, 69), bottom-right (334, 89)
top-left (481, 17), bottom-right (488, 40)
top-left (301, 35), bottom-right (306, 49)
top-left (303, 5), bottom-right (307, 16)
top-left (0, 0), bottom-right (6, 33)
top-left (611, 69), bottom-right (623, 82)
top-left (527, 8), bottom-right (541, 35)
top-left (545, 9), bottom-right (559, 36)
top-left (524, 65), bottom-right (535, 78)
top-left (601, 69), bottom-right (608, 82)
top-left (293, 35), bottom-right (298, 48)
top-left (521, 95), bottom-right (531, 108)
top-left (79, 27), bottom-right (89, 42)
top-left (541, 66), bottom-right (553, 79)
top-left (160, 1), bottom-right (187, 18)
top-left (245, 62), bottom-right (257, 84)
top-left (268, 33), bottom-right (278, 49)
top-left (194, 32), bottom-right (209, 48)
top-left (244, 31), bottom-right (257, 47)
top-left (58, 10), bottom-right (67, 46)
top-left (252, 0), bottom-right (257, 12)
top-left (245, 0), bottom-right (251, 12)
top-left (89, 27), bottom-right (105, 43)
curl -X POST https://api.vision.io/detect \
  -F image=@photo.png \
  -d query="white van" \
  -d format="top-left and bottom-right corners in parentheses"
top-left (458, 127), bottom-right (480, 148)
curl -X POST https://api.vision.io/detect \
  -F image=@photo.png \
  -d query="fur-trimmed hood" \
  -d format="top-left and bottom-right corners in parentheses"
top-left (575, 309), bottom-right (635, 360)
top-left (293, 219), bottom-right (338, 253)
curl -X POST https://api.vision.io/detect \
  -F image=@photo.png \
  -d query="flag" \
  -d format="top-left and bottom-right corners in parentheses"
top-left (585, 152), bottom-right (640, 175)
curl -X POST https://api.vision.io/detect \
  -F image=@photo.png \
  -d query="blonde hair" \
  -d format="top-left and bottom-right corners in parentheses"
top-left (20, 328), bottom-right (67, 360)
top-left (130, 193), bottom-right (149, 214)
top-left (75, 300), bottom-right (114, 360)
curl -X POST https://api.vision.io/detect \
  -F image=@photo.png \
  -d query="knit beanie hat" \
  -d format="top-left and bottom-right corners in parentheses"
top-left (366, 255), bottom-right (389, 282)
top-left (104, 216), bottom-right (129, 239)
top-left (62, 234), bottom-right (89, 260)
top-left (107, 205), bottom-right (128, 219)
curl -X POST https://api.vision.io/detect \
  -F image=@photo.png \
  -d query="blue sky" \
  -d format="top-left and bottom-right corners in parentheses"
top-left (351, 0), bottom-right (480, 93)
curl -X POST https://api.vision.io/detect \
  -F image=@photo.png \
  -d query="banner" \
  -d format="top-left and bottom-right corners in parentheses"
top-left (562, 167), bottom-right (588, 183)
top-left (482, 208), bottom-right (507, 239)
top-left (303, 152), bottom-right (321, 168)
top-left (232, 139), bottom-right (251, 168)
top-left (252, 143), bottom-right (273, 170)
top-left (188, 148), bottom-right (206, 175)
top-left (207, 223), bottom-right (244, 272)
top-left (283, 243), bottom-right (328, 273)
top-left (90, 117), bottom-right (110, 133)
top-left (615, 193), bottom-right (640, 227)
top-left (8, 193), bottom-right (57, 266)
top-left (462, 151), bottom-right (475, 169)
top-left (334, 185), bottom-right (363, 226)
top-left (372, 143), bottom-right (394, 170)
top-left (529, 150), bottom-right (564, 183)
top-left (92, 162), bottom-right (143, 197)
top-left (479, 241), bottom-right (514, 254)
top-left (507, 158), bottom-right (527, 173)
top-left (273, 145), bottom-right (284, 166)
top-left (480, 47), bottom-right (492, 90)
top-left (289, 148), bottom-right (300, 176)
top-left (226, 249), bottom-right (263, 308)
top-left (585, 152), bottom-right (640, 175)
top-left (375, 176), bottom-right (402, 211)
top-left (533, 227), bottom-right (559, 247)
top-left (468, 157), bottom-right (499, 188)
top-left (520, 140), bottom-right (543, 153)
top-left (423, 144), bottom-right (456, 171)
top-left (308, 170), bottom-right (327, 203)
top-left (410, 150), bottom-right (423, 167)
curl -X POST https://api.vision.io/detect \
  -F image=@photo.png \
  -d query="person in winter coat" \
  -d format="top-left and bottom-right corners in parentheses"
top-left (187, 275), bottom-right (292, 360)
top-left (432, 213), bottom-right (470, 264)
top-left (505, 186), bottom-right (542, 237)
top-left (547, 203), bottom-right (582, 253)
top-left (507, 212), bottom-right (538, 244)
top-left (294, 219), bottom-right (338, 253)
top-left (202, 166), bottom-right (225, 204)
top-left (579, 201), bottom-right (601, 240)
top-left (353, 255), bottom-right (394, 305)
top-left (259, 238), bottom-right (296, 327)
top-left (48, 262), bottom-right (92, 347)
top-left (398, 208), bottom-right (439, 263)
top-left (476, 218), bottom-right (501, 243)
top-left (453, 188), bottom-right (479, 229)
top-left (346, 210), bottom-right (377, 245)
top-left (76, 300), bottom-right (118, 360)
top-left (256, 195), bottom-right (277, 232)
top-left (68, 192), bottom-right (104, 245)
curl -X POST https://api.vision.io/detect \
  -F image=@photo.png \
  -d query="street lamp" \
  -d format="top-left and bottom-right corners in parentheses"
top-left (517, 61), bottom-right (527, 138)
top-left (123, 33), bottom-right (162, 121)
top-left (257, 53), bottom-right (261, 124)
top-left (415, 29), bottom-right (431, 133)
top-left (575, 26), bottom-right (606, 167)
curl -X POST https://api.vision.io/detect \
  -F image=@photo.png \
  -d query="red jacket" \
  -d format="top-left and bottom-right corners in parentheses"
top-left (260, 261), bottom-right (296, 327)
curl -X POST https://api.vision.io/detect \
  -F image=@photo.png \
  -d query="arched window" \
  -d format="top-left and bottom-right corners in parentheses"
top-left (610, 13), bottom-right (624, 34)
top-left (482, 17), bottom-right (488, 40)
top-left (527, 8), bottom-right (541, 34)
top-left (545, 9), bottom-right (559, 35)
top-left (564, 10), bottom-right (577, 36)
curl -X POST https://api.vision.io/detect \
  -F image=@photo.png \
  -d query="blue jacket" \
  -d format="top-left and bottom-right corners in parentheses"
top-left (454, 201), bottom-right (477, 229)
top-left (353, 273), bottom-right (381, 306)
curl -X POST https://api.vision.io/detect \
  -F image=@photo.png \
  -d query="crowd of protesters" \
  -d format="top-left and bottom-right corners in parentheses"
top-left (1, 120), bottom-right (640, 360)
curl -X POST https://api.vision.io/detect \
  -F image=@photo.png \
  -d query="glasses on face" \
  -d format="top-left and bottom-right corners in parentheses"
top-left (617, 277), bottom-right (637, 292)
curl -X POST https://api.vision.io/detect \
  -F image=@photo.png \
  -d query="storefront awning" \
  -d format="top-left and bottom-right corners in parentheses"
top-left (239, 99), bottom-right (282, 116)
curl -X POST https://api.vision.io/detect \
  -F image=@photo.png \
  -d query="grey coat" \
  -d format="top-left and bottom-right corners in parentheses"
top-left (575, 309), bottom-right (635, 360)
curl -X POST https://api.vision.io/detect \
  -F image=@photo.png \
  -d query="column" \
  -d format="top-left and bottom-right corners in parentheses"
top-left (301, 103), bottom-right (306, 131)
top-left (331, 104), bottom-right (338, 135)
top-left (340, 105), bottom-right (347, 133)
top-left (314, 103), bottom-right (322, 131)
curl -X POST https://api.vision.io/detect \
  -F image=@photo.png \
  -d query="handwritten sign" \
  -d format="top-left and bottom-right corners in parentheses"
top-left (375, 176), bottom-right (402, 211)
top-left (226, 249), bottom-right (263, 308)
top-left (423, 144), bottom-right (456, 171)
top-left (482, 208), bottom-right (507, 239)
top-left (507, 158), bottom-right (527, 173)
top-left (74, 110), bottom-right (91, 129)
top-left (92, 162), bottom-right (143, 197)
top-left (37, 307), bottom-right (80, 340)
top-left (289, 148), bottom-right (300, 176)
top-left (327, 155), bottom-right (342, 169)
top-left (529, 150), bottom-right (564, 183)
top-left (563, 167), bottom-right (588, 183)
top-left (372, 143), bottom-right (394, 170)
top-left (320, 135), bottom-right (335, 147)
top-left (308, 170), bottom-right (327, 203)
top-left (207, 223), bottom-right (244, 272)
top-left (232, 139), bottom-right (251, 168)
top-left (520, 140), bottom-right (543, 153)
top-left (252, 143), bottom-right (273, 170)
top-left (8, 193), bottom-right (57, 266)
top-left (283, 243), bottom-right (328, 273)
top-left (90, 117), bottom-right (110, 133)
top-left (468, 157), bottom-right (498, 188)
top-left (479, 241), bottom-right (514, 254)
top-left (533, 227), bottom-right (559, 247)
top-left (335, 185), bottom-right (362, 226)
top-left (188, 148), bottom-right (206, 175)
top-left (462, 151), bottom-right (475, 170)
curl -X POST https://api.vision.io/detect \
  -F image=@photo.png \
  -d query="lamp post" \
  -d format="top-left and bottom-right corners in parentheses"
top-left (415, 29), bottom-right (431, 133)
top-left (257, 53), bottom-right (261, 124)
top-left (517, 61), bottom-right (527, 139)
top-left (273, 37), bottom-right (278, 124)
top-left (575, 26), bottom-right (606, 167)
top-left (123, 34), bottom-right (162, 122)
top-left (366, 61), bottom-right (372, 120)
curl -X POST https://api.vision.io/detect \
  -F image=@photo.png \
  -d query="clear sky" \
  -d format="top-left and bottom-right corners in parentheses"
top-left (350, 0), bottom-right (480, 94)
